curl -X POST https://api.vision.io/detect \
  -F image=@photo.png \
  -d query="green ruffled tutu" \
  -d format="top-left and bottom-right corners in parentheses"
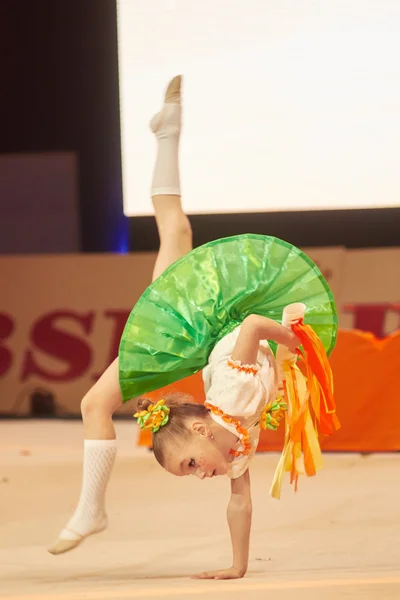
top-left (119, 234), bottom-right (337, 401)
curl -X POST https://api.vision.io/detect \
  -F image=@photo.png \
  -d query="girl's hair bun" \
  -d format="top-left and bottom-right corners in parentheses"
top-left (136, 397), bottom-right (153, 412)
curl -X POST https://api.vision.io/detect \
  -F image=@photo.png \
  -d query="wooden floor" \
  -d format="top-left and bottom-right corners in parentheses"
top-left (1, 421), bottom-right (399, 600)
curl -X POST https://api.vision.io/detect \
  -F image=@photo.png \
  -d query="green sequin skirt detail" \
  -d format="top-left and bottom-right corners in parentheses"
top-left (118, 234), bottom-right (337, 401)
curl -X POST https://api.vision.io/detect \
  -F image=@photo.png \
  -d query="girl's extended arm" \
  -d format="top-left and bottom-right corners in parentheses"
top-left (231, 314), bottom-right (299, 366)
top-left (228, 469), bottom-right (252, 576)
top-left (192, 470), bottom-right (252, 580)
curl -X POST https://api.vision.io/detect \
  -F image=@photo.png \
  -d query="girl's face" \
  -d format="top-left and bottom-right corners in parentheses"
top-left (163, 421), bottom-right (231, 479)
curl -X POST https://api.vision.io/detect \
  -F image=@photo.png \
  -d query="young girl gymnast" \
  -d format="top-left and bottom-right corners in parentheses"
top-left (48, 76), bottom-right (339, 579)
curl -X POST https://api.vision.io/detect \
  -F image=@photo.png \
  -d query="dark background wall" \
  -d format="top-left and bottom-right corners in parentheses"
top-left (0, 152), bottom-right (80, 253)
top-left (1, 0), bottom-right (127, 253)
top-left (1, 0), bottom-right (398, 253)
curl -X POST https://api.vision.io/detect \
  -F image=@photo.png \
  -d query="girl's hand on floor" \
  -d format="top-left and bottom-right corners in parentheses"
top-left (191, 566), bottom-right (245, 580)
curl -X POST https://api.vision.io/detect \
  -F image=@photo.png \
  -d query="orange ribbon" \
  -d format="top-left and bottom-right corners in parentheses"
top-left (292, 320), bottom-right (340, 435)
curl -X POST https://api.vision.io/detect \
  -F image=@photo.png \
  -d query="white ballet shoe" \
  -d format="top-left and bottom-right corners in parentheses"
top-left (164, 74), bottom-right (182, 104)
top-left (150, 75), bottom-right (182, 138)
top-left (47, 513), bottom-right (108, 555)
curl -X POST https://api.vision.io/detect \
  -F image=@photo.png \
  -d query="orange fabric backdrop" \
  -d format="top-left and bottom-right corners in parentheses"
top-left (138, 329), bottom-right (400, 452)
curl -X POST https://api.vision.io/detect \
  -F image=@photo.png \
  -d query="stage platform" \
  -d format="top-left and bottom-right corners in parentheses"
top-left (1, 420), bottom-right (399, 599)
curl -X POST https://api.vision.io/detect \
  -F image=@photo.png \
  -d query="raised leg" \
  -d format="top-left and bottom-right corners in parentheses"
top-left (48, 75), bottom-right (190, 556)
top-left (150, 75), bottom-right (192, 282)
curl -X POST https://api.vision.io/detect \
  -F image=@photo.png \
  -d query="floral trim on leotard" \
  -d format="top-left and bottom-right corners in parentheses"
top-left (205, 402), bottom-right (251, 457)
top-left (227, 359), bottom-right (259, 376)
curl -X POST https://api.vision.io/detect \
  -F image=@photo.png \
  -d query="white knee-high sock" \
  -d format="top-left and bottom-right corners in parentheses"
top-left (150, 103), bottom-right (181, 197)
top-left (59, 439), bottom-right (117, 540)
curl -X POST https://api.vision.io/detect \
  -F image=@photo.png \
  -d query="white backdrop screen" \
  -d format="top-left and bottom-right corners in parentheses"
top-left (117, 1), bottom-right (400, 216)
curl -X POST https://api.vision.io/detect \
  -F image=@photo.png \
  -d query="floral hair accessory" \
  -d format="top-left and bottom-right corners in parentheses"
top-left (134, 399), bottom-right (170, 433)
top-left (260, 398), bottom-right (287, 431)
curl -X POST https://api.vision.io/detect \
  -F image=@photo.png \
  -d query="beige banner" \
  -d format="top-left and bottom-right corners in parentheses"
top-left (1, 247), bottom-right (399, 415)
top-left (0, 254), bottom-right (155, 416)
